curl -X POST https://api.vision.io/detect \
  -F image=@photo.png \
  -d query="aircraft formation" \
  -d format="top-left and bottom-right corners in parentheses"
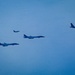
top-left (0, 23), bottom-right (75, 47)
top-left (0, 30), bottom-right (45, 47)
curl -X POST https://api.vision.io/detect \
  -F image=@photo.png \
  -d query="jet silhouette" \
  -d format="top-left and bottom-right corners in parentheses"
top-left (23, 34), bottom-right (45, 39)
top-left (13, 30), bottom-right (20, 33)
top-left (0, 43), bottom-right (19, 47)
top-left (70, 23), bottom-right (75, 28)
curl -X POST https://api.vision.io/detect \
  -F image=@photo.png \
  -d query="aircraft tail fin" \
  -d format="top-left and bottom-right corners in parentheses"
top-left (70, 23), bottom-right (75, 28)
top-left (13, 30), bottom-right (15, 32)
top-left (0, 43), bottom-right (2, 45)
top-left (24, 34), bottom-right (28, 38)
top-left (71, 23), bottom-right (73, 26)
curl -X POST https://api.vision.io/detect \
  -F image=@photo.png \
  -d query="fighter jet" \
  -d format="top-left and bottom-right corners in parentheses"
top-left (13, 30), bottom-right (20, 33)
top-left (23, 34), bottom-right (45, 39)
top-left (0, 43), bottom-right (19, 47)
top-left (70, 23), bottom-right (75, 28)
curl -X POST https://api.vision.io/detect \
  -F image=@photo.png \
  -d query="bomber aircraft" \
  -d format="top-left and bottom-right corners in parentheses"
top-left (23, 34), bottom-right (45, 39)
top-left (13, 30), bottom-right (20, 33)
top-left (0, 42), bottom-right (19, 47)
top-left (70, 23), bottom-right (75, 28)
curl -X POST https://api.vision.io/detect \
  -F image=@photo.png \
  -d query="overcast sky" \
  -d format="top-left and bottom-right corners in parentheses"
top-left (0, 0), bottom-right (75, 75)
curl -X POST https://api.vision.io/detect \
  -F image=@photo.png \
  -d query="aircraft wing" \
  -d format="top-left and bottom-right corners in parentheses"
top-left (9, 43), bottom-right (19, 45)
top-left (35, 36), bottom-right (45, 38)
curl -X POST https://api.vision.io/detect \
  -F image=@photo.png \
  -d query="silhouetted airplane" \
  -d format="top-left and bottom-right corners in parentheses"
top-left (70, 23), bottom-right (75, 28)
top-left (23, 34), bottom-right (45, 39)
top-left (0, 43), bottom-right (19, 47)
top-left (13, 30), bottom-right (20, 33)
